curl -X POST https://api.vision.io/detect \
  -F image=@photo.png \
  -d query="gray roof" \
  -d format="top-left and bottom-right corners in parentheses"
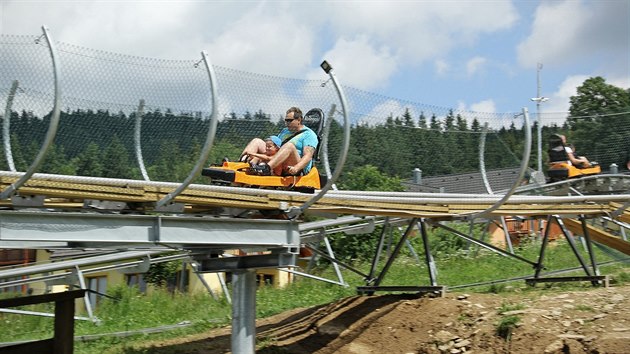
top-left (403, 167), bottom-right (534, 194)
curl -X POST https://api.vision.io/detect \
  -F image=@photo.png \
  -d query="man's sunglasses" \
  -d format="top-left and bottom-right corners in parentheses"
top-left (284, 118), bottom-right (295, 123)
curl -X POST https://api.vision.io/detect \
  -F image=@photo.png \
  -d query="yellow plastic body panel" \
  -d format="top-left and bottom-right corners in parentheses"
top-left (548, 162), bottom-right (601, 179)
top-left (205, 161), bottom-right (322, 190)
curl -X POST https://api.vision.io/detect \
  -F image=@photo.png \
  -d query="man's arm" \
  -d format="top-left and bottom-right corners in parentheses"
top-left (568, 152), bottom-right (589, 167)
top-left (288, 146), bottom-right (315, 175)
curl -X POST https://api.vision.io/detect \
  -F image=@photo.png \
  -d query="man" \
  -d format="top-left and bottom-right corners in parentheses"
top-left (251, 107), bottom-right (318, 176)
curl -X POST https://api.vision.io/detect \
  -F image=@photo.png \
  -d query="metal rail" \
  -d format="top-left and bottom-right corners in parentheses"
top-left (2, 80), bottom-right (19, 172)
top-left (288, 61), bottom-right (350, 218)
top-left (134, 99), bottom-right (150, 181)
top-left (0, 26), bottom-right (62, 200)
top-left (467, 107), bottom-right (532, 219)
top-left (155, 51), bottom-right (219, 209)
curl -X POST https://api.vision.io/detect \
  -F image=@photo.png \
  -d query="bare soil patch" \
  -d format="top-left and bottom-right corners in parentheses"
top-left (131, 284), bottom-right (630, 353)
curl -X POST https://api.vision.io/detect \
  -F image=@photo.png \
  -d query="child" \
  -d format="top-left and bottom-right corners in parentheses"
top-left (245, 136), bottom-right (282, 175)
top-left (245, 136), bottom-right (280, 161)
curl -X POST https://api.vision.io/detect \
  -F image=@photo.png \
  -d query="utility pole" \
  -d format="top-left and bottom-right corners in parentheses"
top-left (531, 63), bottom-right (549, 174)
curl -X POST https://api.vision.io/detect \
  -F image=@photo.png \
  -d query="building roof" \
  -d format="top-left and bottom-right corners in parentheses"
top-left (403, 167), bottom-right (534, 194)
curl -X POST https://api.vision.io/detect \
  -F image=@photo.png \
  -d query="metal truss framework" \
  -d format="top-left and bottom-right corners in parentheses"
top-left (300, 213), bottom-right (630, 296)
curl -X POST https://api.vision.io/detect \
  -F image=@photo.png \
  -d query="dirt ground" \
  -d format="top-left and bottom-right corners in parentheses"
top-left (131, 283), bottom-right (630, 354)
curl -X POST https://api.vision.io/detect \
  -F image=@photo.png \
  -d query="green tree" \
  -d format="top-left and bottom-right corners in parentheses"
top-left (102, 136), bottom-right (134, 179)
top-left (338, 165), bottom-right (404, 191)
top-left (568, 77), bottom-right (630, 167)
top-left (41, 144), bottom-right (76, 175)
top-left (569, 77), bottom-right (630, 117)
top-left (75, 142), bottom-right (104, 177)
top-left (402, 108), bottom-right (415, 127)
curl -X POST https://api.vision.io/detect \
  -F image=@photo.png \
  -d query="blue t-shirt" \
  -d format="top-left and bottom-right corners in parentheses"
top-left (277, 127), bottom-right (318, 173)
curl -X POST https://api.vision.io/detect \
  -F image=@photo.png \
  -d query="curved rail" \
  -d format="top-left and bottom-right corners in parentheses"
top-left (465, 107), bottom-right (532, 219)
top-left (479, 123), bottom-right (493, 194)
top-left (287, 61), bottom-right (351, 218)
top-left (321, 104), bottom-right (337, 190)
top-left (134, 99), bottom-right (150, 181)
top-left (155, 51), bottom-right (219, 209)
top-left (0, 26), bottom-right (62, 200)
top-left (2, 80), bottom-right (19, 172)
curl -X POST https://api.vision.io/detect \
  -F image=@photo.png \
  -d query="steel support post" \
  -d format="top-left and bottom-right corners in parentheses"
top-left (74, 266), bottom-right (96, 323)
top-left (579, 216), bottom-right (601, 283)
top-left (555, 216), bottom-right (593, 276)
top-left (231, 269), bottom-right (257, 354)
top-left (418, 219), bottom-right (437, 286)
top-left (190, 263), bottom-right (219, 301)
top-left (533, 215), bottom-right (553, 279)
top-left (367, 217), bottom-right (389, 283)
top-left (372, 218), bottom-right (417, 287)
top-left (432, 221), bottom-right (536, 266)
top-left (323, 235), bottom-right (345, 286)
top-left (500, 216), bottom-right (515, 254)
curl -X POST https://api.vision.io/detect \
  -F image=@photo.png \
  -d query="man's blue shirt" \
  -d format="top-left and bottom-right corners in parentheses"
top-left (278, 127), bottom-right (318, 173)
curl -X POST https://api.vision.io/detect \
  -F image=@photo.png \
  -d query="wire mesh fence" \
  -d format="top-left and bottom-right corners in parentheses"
top-left (1, 31), bottom-right (628, 192)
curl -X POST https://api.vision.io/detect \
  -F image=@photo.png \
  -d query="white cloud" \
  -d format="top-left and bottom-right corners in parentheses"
top-left (457, 99), bottom-right (496, 114)
top-left (327, 1), bottom-right (518, 65)
top-left (466, 57), bottom-right (487, 77)
top-left (542, 73), bottom-right (629, 117)
top-left (310, 36), bottom-right (397, 91)
top-left (517, 1), bottom-right (629, 71)
top-left (1, 0), bottom-right (521, 96)
top-left (362, 99), bottom-right (418, 125)
top-left (470, 99), bottom-right (497, 114)
top-left (206, 8), bottom-right (314, 77)
top-left (543, 74), bottom-right (589, 113)
top-left (517, 1), bottom-right (629, 118)
top-left (435, 59), bottom-right (449, 75)
top-left (2, 1), bottom-right (206, 59)
top-left (606, 75), bottom-right (630, 91)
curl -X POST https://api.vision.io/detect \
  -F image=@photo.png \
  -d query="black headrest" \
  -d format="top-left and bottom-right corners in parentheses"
top-left (303, 108), bottom-right (325, 135)
top-left (549, 134), bottom-right (564, 148)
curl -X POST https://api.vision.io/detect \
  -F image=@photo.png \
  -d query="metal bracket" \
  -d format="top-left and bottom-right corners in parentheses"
top-left (83, 199), bottom-right (127, 210)
top-left (154, 202), bottom-right (185, 213)
top-left (196, 252), bottom-right (297, 272)
top-left (118, 256), bottom-right (151, 274)
top-left (11, 195), bottom-right (45, 208)
top-left (356, 285), bottom-right (446, 297)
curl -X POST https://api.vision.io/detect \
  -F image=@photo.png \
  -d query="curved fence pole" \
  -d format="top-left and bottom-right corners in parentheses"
top-left (321, 103), bottom-right (337, 190)
top-left (1, 26), bottom-right (62, 200)
top-left (479, 122), bottom-right (492, 194)
top-left (466, 107), bottom-right (532, 220)
top-left (287, 61), bottom-right (350, 219)
top-left (134, 99), bottom-right (150, 181)
top-left (155, 51), bottom-right (218, 209)
top-left (2, 80), bottom-right (19, 172)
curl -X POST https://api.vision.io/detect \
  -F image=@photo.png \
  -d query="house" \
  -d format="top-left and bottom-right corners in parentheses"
top-left (0, 247), bottom-right (294, 315)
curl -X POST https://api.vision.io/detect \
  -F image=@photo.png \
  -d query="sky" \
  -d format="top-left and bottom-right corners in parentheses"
top-left (1, 0), bottom-right (628, 118)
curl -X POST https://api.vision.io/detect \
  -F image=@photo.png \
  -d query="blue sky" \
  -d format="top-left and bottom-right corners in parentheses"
top-left (1, 0), bottom-right (628, 117)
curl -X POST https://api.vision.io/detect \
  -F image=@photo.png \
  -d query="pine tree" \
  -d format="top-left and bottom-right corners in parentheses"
top-left (75, 142), bottom-right (104, 177)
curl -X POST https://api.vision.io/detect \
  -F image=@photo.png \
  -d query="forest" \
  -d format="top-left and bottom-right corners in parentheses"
top-left (1, 77), bottom-right (628, 188)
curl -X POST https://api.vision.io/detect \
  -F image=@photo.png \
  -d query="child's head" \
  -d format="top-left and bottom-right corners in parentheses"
top-left (265, 136), bottom-right (281, 155)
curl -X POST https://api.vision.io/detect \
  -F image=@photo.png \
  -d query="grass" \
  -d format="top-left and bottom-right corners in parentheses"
top-left (497, 301), bottom-right (527, 314)
top-left (3, 239), bottom-right (630, 353)
top-left (496, 315), bottom-right (520, 340)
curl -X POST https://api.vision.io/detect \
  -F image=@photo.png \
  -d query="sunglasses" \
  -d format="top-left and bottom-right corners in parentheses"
top-left (284, 118), bottom-right (295, 123)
